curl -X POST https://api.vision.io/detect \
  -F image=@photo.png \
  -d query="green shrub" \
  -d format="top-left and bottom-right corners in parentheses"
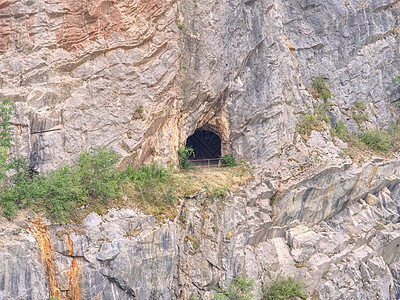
top-left (263, 276), bottom-right (307, 300)
top-left (214, 276), bottom-right (257, 300)
top-left (78, 147), bottom-right (121, 202)
top-left (353, 100), bottom-right (367, 111)
top-left (331, 120), bottom-right (352, 142)
top-left (33, 166), bottom-right (88, 222)
top-left (353, 112), bottom-right (369, 127)
top-left (0, 163), bottom-right (88, 222)
top-left (133, 105), bottom-right (144, 119)
top-left (125, 162), bottom-right (174, 210)
top-left (0, 147), bottom-right (121, 222)
top-left (311, 76), bottom-right (332, 101)
top-left (352, 100), bottom-right (369, 128)
top-left (0, 141), bottom-right (179, 222)
top-left (394, 75), bottom-right (400, 87)
top-left (0, 98), bottom-right (13, 181)
top-left (316, 102), bottom-right (332, 119)
top-left (219, 154), bottom-right (235, 167)
top-left (296, 114), bottom-right (321, 136)
top-left (359, 130), bottom-right (393, 153)
top-left (178, 146), bottom-right (195, 169)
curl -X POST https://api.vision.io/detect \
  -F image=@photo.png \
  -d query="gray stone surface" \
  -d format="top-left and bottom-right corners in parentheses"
top-left (1, 0), bottom-right (400, 299)
top-left (0, 0), bottom-right (397, 176)
top-left (1, 163), bottom-right (400, 299)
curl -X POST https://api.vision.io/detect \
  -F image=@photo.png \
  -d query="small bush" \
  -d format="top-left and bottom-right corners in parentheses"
top-left (352, 100), bottom-right (369, 128)
top-left (331, 120), bottom-right (352, 142)
top-left (33, 165), bottom-right (88, 222)
top-left (214, 276), bottom-right (257, 300)
top-left (296, 114), bottom-right (321, 136)
top-left (394, 74), bottom-right (400, 87)
top-left (359, 130), bottom-right (393, 153)
top-left (263, 276), bottom-right (307, 300)
top-left (178, 146), bottom-right (195, 169)
top-left (0, 147), bottom-right (120, 222)
top-left (219, 154), bottom-right (235, 167)
top-left (353, 112), bottom-right (369, 127)
top-left (133, 105), bottom-right (144, 119)
top-left (353, 100), bottom-right (367, 111)
top-left (311, 76), bottom-right (332, 101)
top-left (0, 98), bottom-right (13, 181)
top-left (78, 147), bottom-right (121, 202)
top-left (125, 163), bottom-right (174, 210)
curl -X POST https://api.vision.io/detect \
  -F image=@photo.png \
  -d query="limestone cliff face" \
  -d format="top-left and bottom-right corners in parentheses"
top-left (1, 0), bottom-right (400, 299)
top-left (2, 0), bottom-right (399, 174)
top-left (1, 0), bottom-right (180, 171)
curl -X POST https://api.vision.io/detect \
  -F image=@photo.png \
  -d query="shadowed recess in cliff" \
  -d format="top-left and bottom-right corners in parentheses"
top-left (186, 129), bottom-right (221, 160)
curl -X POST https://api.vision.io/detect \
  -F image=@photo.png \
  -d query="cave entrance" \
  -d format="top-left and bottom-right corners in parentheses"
top-left (186, 129), bottom-right (221, 165)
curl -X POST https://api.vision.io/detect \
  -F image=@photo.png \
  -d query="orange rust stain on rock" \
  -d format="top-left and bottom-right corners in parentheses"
top-left (0, 0), bottom-right (16, 10)
top-left (0, 0), bottom-right (35, 52)
top-left (0, 20), bottom-right (12, 52)
top-left (29, 218), bottom-right (61, 300)
top-left (55, 0), bottom-right (166, 52)
top-left (65, 234), bottom-right (83, 300)
top-left (283, 34), bottom-right (302, 84)
top-left (55, 0), bottom-right (122, 52)
top-left (137, 0), bottom-right (163, 16)
top-left (55, 0), bottom-right (124, 52)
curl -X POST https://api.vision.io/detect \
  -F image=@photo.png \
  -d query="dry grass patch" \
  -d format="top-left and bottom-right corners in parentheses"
top-left (119, 162), bottom-right (253, 221)
top-left (172, 163), bottom-right (253, 197)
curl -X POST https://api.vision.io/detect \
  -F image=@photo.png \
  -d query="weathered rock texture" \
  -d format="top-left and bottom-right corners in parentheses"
top-left (2, 160), bottom-right (400, 299)
top-left (1, 0), bottom-right (181, 171)
top-left (1, 0), bottom-right (400, 299)
top-left (1, 0), bottom-right (399, 173)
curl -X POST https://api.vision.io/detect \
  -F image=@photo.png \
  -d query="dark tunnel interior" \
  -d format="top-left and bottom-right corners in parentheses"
top-left (185, 130), bottom-right (221, 160)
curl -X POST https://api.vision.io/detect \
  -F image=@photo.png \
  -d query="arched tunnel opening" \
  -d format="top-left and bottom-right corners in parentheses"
top-left (186, 129), bottom-right (221, 160)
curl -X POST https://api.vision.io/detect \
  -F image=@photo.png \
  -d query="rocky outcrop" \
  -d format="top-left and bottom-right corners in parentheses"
top-left (1, 159), bottom-right (400, 299)
top-left (1, 0), bottom-right (180, 171)
top-left (0, 0), bottom-right (398, 174)
top-left (1, 0), bottom-right (400, 299)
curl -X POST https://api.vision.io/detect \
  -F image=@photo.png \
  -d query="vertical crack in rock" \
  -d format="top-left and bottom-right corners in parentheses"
top-left (65, 234), bottom-right (83, 300)
top-left (283, 34), bottom-right (301, 83)
top-left (29, 218), bottom-right (61, 299)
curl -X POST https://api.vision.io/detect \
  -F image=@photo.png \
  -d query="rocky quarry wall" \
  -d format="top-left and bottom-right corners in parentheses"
top-left (1, 0), bottom-right (400, 299)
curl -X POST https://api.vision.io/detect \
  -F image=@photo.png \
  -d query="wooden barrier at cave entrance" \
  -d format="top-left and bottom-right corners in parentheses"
top-left (189, 158), bottom-right (221, 169)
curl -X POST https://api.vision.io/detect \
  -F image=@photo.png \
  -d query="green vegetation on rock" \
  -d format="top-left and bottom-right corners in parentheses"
top-left (214, 276), bottom-right (257, 300)
top-left (0, 145), bottom-right (251, 222)
top-left (0, 98), bottom-right (13, 182)
top-left (359, 130), bottom-right (393, 153)
top-left (352, 100), bottom-right (369, 128)
top-left (311, 76), bottom-right (333, 101)
top-left (330, 119), bottom-right (352, 142)
top-left (212, 275), bottom-right (307, 300)
top-left (297, 78), bottom-right (333, 138)
top-left (394, 74), bottom-right (400, 87)
top-left (0, 101), bottom-right (252, 223)
top-left (0, 147), bottom-right (121, 221)
top-left (219, 154), bottom-right (235, 167)
top-left (296, 111), bottom-right (328, 137)
top-left (178, 146), bottom-right (195, 169)
top-left (263, 276), bottom-right (307, 300)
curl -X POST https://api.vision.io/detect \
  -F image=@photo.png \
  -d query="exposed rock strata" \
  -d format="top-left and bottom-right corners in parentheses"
top-left (0, 0), bottom-right (400, 299)
top-left (1, 160), bottom-right (400, 299)
top-left (0, 0), bottom-right (397, 174)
